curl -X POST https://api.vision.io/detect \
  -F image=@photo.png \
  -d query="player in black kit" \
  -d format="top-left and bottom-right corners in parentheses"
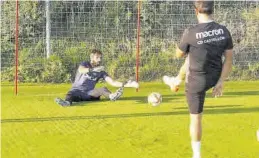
top-left (163, 1), bottom-right (233, 158)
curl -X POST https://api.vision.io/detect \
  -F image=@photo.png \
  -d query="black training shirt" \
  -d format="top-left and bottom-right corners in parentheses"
top-left (178, 21), bottom-right (233, 75)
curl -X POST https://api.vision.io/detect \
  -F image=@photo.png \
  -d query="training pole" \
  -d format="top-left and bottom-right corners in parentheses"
top-left (15, 0), bottom-right (19, 95)
top-left (136, 0), bottom-right (141, 92)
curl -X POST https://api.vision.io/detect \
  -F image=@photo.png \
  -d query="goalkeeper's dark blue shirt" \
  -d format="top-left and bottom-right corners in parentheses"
top-left (71, 62), bottom-right (109, 92)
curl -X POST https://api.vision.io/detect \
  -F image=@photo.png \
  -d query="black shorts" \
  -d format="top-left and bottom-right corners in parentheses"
top-left (65, 89), bottom-right (100, 103)
top-left (65, 87), bottom-right (111, 103)
top-left (185, 73), bottom-right (220, 114)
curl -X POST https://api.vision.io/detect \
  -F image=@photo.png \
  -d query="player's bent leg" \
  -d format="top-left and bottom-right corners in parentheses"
top-left (66, 90), bottom-right (83, 102)
top-left (163, 75), bottom-right (181, 92)
top-left (55, 90), bottom-right (83, 106)
top-left (81, 94), bottom-right (100, 102)
top-left (87, 87), bottom-right (112, 99)
top-left (55, 90), bottom-right (81, 106)
top-left (163, 57), bottom-right (188, 92)
top-left (86, 87), bottom-right (123, 101)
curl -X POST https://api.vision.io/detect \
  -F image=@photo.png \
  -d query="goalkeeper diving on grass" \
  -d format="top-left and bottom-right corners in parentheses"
top-left (55, 49), bottom-right (139, 106)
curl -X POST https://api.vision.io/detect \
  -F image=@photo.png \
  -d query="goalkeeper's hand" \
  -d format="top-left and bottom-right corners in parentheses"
top-left (125, 80), bottom-right (139, 89)
top-left (92, 66), bottom-right (105, 72)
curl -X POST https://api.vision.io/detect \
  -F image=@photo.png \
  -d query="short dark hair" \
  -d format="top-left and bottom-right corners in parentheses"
top-left (194, 0), bottom-right (214, 15)
top-left (91, 49), bottom-right (102, 55)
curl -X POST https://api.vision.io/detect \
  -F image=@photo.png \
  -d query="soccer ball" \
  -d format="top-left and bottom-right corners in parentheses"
top-left (148, 92), bottom-right (162, 106)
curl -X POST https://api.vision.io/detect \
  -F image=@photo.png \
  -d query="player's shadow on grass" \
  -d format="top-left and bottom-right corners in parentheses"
top-left (70, 95), bottom-right (185, 106)
top-left (174, 104), bottom-right (243, 110)
top-left (205, 106), bottom-right (259, 114)
top-left (206, 90), bottom-right (259, 98)
top-left (64, 90), bottom-right (259, 106)
top-left (223, 91), bottom-right (259, 96)
top-left (70, 100), bottom-right (108, 106)
top-left (2, 106), bottom-right (259, 124)
top-left (119, 95), bottom-right (184, 104)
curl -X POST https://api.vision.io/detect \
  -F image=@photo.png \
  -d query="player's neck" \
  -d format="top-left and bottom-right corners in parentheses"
top-left (197, 14), bottom-right (213, 23)
top-left (90, 61), bottom-right (96, 67)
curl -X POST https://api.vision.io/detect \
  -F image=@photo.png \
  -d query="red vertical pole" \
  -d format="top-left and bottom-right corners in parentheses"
top-left (15, 0), bottom-right (19, 95)
top-left (136, 0), bottom-right (141, 92)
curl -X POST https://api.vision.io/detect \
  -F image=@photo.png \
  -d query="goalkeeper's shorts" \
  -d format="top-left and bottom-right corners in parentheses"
top-left (65, 89), bottom-right (100, 102)
top-left (65, 87), bottom-right (111, 103)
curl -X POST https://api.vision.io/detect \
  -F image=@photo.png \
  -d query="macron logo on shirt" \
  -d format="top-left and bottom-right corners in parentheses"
top-left (196, 29), bottom-right (224, 39)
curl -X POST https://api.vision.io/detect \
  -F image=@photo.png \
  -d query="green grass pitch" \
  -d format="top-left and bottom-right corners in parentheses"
top-left (1, 81), bottom-right (259, 158)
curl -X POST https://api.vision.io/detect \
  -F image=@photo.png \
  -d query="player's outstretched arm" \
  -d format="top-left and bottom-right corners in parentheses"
top-left (124, 80), bottom-right (139, 88)
top-left (105, 76), bottom-right (139, 88)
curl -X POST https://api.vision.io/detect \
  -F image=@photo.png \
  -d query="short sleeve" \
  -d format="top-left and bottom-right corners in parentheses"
top-left (225, 29), bottom-right (233, 50)
top-left (178, 29), bottom-right (190, 54)
top-left (80, 61), bottom-right (91, 68)
top-left (100, 71), bottom-right (109, 80)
